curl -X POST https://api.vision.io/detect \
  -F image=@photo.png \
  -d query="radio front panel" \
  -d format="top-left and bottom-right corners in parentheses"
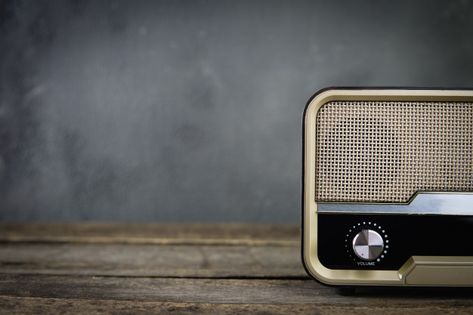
top-left (302, 88), bottom-right (473, 286)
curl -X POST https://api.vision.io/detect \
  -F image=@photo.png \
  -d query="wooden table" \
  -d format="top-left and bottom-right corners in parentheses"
top-left (0, 224), bottom-right (472, 314)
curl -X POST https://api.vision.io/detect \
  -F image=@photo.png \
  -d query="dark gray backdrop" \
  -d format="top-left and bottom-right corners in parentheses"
top-left (1, 0), bottom-right (472, 222)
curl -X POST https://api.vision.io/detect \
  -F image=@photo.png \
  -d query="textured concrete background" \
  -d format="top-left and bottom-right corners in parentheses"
top-left (0, 0), bottom-right (472, 222)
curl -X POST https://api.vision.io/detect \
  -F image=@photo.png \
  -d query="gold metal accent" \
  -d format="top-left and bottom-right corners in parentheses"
top-left (302, 89), bottom-right (473, 286)
top-left (399, 257), bottom-right (473, 286)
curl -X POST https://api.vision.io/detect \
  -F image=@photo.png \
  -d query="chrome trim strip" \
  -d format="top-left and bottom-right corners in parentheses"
top-left (318, 193), bottom-right (473, 215)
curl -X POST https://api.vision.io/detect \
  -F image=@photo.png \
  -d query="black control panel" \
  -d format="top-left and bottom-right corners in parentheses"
top-left (317, 214), bottom-right (473, 270)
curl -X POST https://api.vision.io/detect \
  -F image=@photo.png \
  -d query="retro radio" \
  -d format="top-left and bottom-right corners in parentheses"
top-left (302, 88), bottom-right (473, 286)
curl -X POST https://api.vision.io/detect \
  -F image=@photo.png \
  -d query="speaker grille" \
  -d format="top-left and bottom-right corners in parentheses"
top-left (315, 101), bottom-right (473, 203)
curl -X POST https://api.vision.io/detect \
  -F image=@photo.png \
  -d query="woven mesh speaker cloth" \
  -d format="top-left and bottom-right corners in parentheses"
top-left (315, 101), bottom-right (473, 203)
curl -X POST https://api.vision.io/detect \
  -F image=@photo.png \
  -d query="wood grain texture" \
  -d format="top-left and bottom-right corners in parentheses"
top-left (1, 274), bottom-right (473, 306)
top-left (0, 223), bottom-right (299, 246)
top-left (0, 243), bottom-right (306, 278)
top-left (3, 296), bottom-right (473, 315)
top-left (0, 224), bottom-right (472, 314)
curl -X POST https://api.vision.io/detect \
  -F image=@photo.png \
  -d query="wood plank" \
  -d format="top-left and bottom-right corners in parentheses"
top-left (2, 296), bottom-right (473, 315)
top-left (1, 274), bottom-right (473, 308)
top-left (0, 223), bottom-right (299, 246)
top-left (0, 243), bottom-right (306, 278)
top-left (1, 224), bottom-right (471, 314)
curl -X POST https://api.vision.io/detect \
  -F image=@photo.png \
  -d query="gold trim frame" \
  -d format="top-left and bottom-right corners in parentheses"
top-left (302, 88), bottom-right (473, 286)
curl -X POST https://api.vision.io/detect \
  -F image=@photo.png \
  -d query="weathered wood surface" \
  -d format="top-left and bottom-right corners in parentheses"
top-left (0, 243), bottom-right (304, 278)
top-left (0, 223), bottom-right (299, 246)
top-left (0, 223), bottom-right (473, 315)
top-left (3, 296), bottom-right (473, 315)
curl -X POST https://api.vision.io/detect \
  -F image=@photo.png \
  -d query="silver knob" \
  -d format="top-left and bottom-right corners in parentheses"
top-left (352, 229), bottom-right (384, 261)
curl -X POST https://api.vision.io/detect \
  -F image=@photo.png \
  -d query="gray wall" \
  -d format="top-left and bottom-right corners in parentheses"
top-left (1, 0), bottom-right (472, 222)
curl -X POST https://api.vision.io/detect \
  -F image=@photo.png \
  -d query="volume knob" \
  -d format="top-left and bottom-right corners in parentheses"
top-left (352, 229), bottom-right (384, 261)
